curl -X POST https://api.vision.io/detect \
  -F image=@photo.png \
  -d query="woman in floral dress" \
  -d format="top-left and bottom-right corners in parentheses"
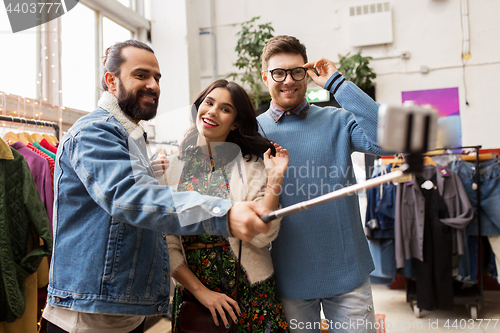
top-left (158, 79), bottom-right (289, 332)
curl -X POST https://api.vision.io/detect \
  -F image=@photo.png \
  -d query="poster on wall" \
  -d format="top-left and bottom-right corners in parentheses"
top-left (402, 87), bottom-right (462, 149)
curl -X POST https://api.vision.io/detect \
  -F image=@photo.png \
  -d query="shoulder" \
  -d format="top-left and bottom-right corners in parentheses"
top-left (256, 111), bottom-right (272, 124)
top-left (241, 155), bottom-right (265, 173)
top-left (68, 108), bottom-right (120, 138)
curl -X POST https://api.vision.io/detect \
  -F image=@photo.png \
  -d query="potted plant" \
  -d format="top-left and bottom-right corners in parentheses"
top-left (228, 16), bottom-right (274, 113)
top-left (338, 51), bottom-right (376, 99)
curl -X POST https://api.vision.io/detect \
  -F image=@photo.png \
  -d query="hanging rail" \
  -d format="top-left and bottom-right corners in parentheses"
top-left (0, 115), bottom-right (60, 138)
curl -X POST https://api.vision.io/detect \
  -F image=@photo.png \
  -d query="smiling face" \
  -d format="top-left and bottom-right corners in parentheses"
top-left (196, 87), bottom-right (239, 145)
top-left (262, 52), bottom-right (308, 111)
top-left (106, 46), bottom-right (161, 121)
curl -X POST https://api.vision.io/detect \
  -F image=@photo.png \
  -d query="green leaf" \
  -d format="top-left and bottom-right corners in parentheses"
top-left (228, 16), bottom-right (274, 108)
top-left (338, 51), bottom-right (376, 90)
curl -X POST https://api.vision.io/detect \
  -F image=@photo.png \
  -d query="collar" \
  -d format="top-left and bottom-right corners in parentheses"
top-left (0, 138), bottom-right (14, 160)
top-left (407, 164), bottom-right (448, 196)
top-left (9, 140), bottom-right (26, 151)
top-left (184, 144), bottom-right (239, 164)
top-left (270, 98), bottom-right (310, 122)
top-left (98, 91), bottom-right (145, 140)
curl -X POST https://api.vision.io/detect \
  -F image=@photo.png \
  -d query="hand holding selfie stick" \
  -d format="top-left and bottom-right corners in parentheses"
top-left (260, 103), bottom-right (438, 223)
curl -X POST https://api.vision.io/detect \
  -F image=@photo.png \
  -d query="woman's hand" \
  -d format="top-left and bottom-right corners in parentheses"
top-left (263, 142), bottom-right (289, 179)
top-left (151, 154), bottom-right (169, 179)
top-left (192, 287), bottom-right (241, 328)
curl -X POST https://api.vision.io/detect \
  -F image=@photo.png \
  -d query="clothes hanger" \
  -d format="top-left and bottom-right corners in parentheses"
top-left (42, 133), bottom-right (57, 146)
top-left (21, 132), bottom-right (34, 143)
top-left (462, 153), bottom-right (497, 162)
top-left (423, 156), bottom-right (437, 166)
top-left (17, 132), bottom-right (31, 145)
top-left (2, 116), bottom-right (18, 143)
top-left (49, 134), bottom-right (59, 144)
top-left (14, 118), bottom-right (30, 145)
top-left (31, 132), bottom-right (44, 143)
top-left (3, 131), bottom-right (19, 144)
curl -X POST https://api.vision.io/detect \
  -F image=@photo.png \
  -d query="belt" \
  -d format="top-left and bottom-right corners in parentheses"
top-left (184, 242), bottom-right (229, 250)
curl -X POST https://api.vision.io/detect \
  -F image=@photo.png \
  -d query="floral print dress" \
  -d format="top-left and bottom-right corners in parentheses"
top-left (171, 146), bottom-right (288, 333)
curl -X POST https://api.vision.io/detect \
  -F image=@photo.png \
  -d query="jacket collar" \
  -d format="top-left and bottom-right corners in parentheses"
top-left (0, 138), bottom-right (14, 160)
top-left (98, 91), bottom-right (145, 140)
top-left (409, 164), bottom-right (448, 196)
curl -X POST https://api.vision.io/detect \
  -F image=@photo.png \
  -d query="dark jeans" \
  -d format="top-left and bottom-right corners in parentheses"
top-left (46, 319), bottom-right (146, 333)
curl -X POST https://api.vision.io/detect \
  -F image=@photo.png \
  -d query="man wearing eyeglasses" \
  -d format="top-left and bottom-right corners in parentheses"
top-left (258, 35), bottom-right (387, 333)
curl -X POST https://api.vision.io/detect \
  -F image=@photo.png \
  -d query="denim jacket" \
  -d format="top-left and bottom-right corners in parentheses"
top-left (47, 92), bottom-right (233, 316)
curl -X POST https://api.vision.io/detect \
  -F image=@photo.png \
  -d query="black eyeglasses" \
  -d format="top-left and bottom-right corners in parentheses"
top-left (265, 67), bottom-right (307, 82)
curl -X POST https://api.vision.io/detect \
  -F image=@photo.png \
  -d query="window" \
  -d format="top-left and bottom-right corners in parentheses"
top-left (0, 9), bottom-right (36, 99)
top-left (61, 3), bottom-right (97, 112)
top-left (103, 17), bottom-right (133, 53)
top-left (117, 0), bottom-right (131, 8)
top-left (1, 0), bottom-right (149, 117)
top-left (144, 0), bottom-right (152, 20)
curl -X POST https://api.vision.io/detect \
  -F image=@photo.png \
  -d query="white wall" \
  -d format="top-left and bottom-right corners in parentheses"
top-left (153, 0), bottom-right (500, 149)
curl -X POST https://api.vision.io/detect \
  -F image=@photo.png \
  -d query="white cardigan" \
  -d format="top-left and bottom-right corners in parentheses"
top-left (165, 148), bottom-right (281, 284)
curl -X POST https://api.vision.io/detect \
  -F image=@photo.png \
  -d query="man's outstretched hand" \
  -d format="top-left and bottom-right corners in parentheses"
top-left (228, 202), bottom-right (271, 242)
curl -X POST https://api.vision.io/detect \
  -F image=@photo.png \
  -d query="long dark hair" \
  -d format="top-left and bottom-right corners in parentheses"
top-left (179, 79), bottom-right (275, 161)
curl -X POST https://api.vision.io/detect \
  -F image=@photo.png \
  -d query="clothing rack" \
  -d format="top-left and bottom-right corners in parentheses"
top-left (408, 145), bottom-right (485, 319)
top-left (0, 115), bottom-right (60, 138)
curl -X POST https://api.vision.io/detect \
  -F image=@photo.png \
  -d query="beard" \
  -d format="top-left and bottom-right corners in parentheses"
top-left (117, 79), bottom-right (158, 121)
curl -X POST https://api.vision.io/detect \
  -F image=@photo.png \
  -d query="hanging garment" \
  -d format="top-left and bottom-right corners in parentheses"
top-left (366, 164), bottom-right (398, 283)
top-left (32, 141), bottom-right (56, 160)
top-left (449, 159), bottom-right (500, 236)
top-left (26, 142), bottom-right (54, 183)
top-left (450, 159), bottom-right (500, 284)
top-left (10, 141), bottom-right (53, 223)
top-left (0, 138), bottom-right (52, 323)
top-left (365, 164), bottom-right (397, 239)
top-left (395, 165), bottom-right (473, 269)
top-left (412, 173), bottom-right (454, 311)
top-left (368, 238), bottom-right (397, 284)
top-left (39, 138), bottom-right (57, 155)
top-left (488, 235), bottom-right (500, 284)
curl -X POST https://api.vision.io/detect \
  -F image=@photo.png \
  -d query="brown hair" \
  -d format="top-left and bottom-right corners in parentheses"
top-left (179, 79), bottom-right (275, 161)
top-left (101, 40), bottom-right (154, 91)
top-left (261, 35), bottom-right (308, 71)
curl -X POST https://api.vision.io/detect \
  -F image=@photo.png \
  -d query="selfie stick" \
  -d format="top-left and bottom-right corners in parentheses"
top-left (260, 164), bottom-right (408, 223)
top-left (259, 103), bottom-right (438, 223)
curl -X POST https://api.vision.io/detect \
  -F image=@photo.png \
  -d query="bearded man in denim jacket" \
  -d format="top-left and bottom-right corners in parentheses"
top-left (42, 40), bottom-right (270, 333)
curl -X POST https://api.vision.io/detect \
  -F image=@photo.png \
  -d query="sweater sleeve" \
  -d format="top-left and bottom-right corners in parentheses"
top-left (327, 72), bottom-right (394, 156)
top-left (20, 155), bottom-right (52, 274)
top-left (166, 233), bottom-right (185, 274)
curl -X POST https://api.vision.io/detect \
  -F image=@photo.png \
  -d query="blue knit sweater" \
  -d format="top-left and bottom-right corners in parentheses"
top-left (257, 72), bottom-right (388, 300)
